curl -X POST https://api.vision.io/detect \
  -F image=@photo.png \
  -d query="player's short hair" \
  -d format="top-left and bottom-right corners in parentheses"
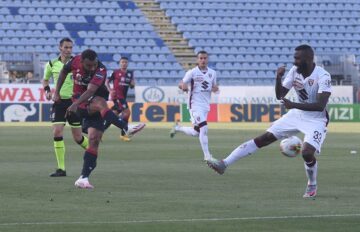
top-left (196, 50), bottom-right (208, 57)
top-left (120, 57), bottom-right (129, 61)
top-left (81, 49), bottom-right (98, 61)
top-left (59, 37), bottom-right (73, 46)
top-left (295, 44), bottom-right (314, 59)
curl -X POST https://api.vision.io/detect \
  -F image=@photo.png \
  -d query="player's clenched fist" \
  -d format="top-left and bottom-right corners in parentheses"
top-left (276, 66), bottom-right (286, 79)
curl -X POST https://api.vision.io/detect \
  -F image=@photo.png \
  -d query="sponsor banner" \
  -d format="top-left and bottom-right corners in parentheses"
top-left (129, 103), bottom-right (181, 122)
top-left (223, 104), bottom-right (287, 122)
top-left (1, 103), bottom-right (40, 122)
top-left (327, 104), bottom-right (360, 122)
top-left (0, 84), bottom-right (51, 103)
top-left (135, 86), bottom-right (353, 104)
top-left (1, 102), bottom-right (359, 122)
top-left (0, 84), bottom-right (354, 104)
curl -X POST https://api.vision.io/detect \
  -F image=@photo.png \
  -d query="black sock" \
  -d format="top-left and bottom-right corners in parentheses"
top-left (81, 151), bottom-right (97, 178)
top-left (101, 109), bottom-right (128, 131)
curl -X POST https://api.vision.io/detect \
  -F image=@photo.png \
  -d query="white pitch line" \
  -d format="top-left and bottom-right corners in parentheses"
top-left (1, 213), bottom-right (360, 226)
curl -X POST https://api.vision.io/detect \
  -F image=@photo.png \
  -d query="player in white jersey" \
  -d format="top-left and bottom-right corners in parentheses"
top-left (170, 50), bottom-right (219, 161)
top-left (207, 45), bottom-right (331, 198)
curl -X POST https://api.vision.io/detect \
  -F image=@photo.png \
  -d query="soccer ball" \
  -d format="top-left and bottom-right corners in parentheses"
top-left (280, 136), bottom-right (302, 157)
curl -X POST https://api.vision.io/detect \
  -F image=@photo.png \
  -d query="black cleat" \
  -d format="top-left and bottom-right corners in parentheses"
top-left (50, 169), bottom-right (67, 177)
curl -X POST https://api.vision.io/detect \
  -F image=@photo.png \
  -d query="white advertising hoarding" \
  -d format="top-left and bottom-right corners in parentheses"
top-left (135, 86), bottom-right (353, 104)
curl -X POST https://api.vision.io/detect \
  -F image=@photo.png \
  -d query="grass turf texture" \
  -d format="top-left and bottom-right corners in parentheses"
top-left (0, 122), bottom-right (359, 232)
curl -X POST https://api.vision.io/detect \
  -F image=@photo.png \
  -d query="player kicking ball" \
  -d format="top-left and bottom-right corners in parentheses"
top-left (170, 50), bottom-right (219, 162)
top-left (54, 49), bottom-right (145, 189)
top-left (207, 45), bottom-right (331, 198)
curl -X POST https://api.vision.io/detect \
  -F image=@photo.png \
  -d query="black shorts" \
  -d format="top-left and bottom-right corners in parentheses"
top-left (51, 99), bottom-right (81, 127)
top-left (77, 108), bottom-right (105, 133)
top-left (111, 99), bottom-right (129, 113)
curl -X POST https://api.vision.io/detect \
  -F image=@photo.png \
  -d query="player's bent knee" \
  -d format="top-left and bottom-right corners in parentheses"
top-left (198, 121), bottom-right (207, 128)
top-left (302, 143), bottom-right (316, 156)
top-left (254, 132), bottom-right (277, 148)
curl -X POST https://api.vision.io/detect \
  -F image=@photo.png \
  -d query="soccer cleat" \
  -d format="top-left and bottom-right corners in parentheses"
top-left (49, 169), bottom-right (66, 177)
top-left (303, 184), bottom-right (317, 198)
top-left (170, 120), bottom-right (179, 138)
top-left (206, 158), bottom-right (226, 175)
top-left (74, 176), bottom-right (94, 189)
top-left (120, 134), bottom-right (131, 142)
top-left (126, 123), bottom-right (146, 137)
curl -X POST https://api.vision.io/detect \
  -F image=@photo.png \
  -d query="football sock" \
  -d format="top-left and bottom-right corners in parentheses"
top-left (304, 159), bottom-right (317, 185)
top-left (199, 125), bottom-right (212, 160)
top-left (77, 135), bottom-right (89, 150)
top-left (176, 126), bottom-right (199, 137)
top-left (120, 115), bottom-right (128, 136)
top-left (81, 149), bottom-right (97, 178)
top-left (53, 137), bottom-right (65, 170)
top-left (224, 139), bottom-right (259, 166)
top-left (100, 109), bottom-right (128, 131)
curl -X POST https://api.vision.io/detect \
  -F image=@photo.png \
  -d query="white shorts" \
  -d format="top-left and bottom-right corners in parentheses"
top-left (189, 109), bottom-right (208, 126)
top-left (267, 109), bottom-right (328, 153)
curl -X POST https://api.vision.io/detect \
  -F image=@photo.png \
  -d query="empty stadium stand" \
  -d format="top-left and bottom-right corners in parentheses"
top-left (0, 0), bottom-right (359, 85)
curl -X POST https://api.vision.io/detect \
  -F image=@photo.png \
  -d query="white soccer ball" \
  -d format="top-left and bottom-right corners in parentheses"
top-left (280, 136), bottom-right (303, 158)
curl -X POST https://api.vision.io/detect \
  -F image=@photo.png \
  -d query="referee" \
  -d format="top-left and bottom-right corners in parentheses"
top-left (42, 37), bottom-right (88, 177)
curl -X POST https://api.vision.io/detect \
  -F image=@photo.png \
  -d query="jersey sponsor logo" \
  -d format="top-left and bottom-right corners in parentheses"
top-left (95, 73), bottom-right (103, 79)
top-left (194, 75), bottom-right (204, 82)
top-left (201, 81), bottom-right (209, 89)
top-left (142, 86), bottom-right (165, 103)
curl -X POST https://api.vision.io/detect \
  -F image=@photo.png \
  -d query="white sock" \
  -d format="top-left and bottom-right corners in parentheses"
top-left (176, 126), bottom-right (199, 137)
top-left (223, 140), bottom-right (259, 166)
top-left (304, 161), bottom-right (317, 186)
top-left (199, 125), bottom-right (212, 160)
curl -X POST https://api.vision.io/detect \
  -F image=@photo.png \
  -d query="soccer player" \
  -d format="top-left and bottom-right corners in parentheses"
top-left (207, 45), bottom-right (331, 198)
top-left (105, 57), bottom-right (135, 141)
top-left (42, 37), bottom-right (88, 177)
top-left (53, 49), bottom-right (145, 189)
top-left (170, 50), bottom-right (219, 161)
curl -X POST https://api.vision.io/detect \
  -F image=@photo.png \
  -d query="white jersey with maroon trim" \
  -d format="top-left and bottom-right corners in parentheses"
top-left (282, 65), bottom-right (332, 121)
top-left (182, 66), bottom-right (217, 112)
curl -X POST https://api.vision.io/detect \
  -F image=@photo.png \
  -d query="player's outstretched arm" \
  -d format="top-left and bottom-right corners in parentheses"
top-left (66, 83), bottom-right (99, 116)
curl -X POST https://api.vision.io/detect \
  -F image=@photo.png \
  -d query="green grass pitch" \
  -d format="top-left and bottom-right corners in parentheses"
top-left (0, 122), bottom-right (360, 232)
